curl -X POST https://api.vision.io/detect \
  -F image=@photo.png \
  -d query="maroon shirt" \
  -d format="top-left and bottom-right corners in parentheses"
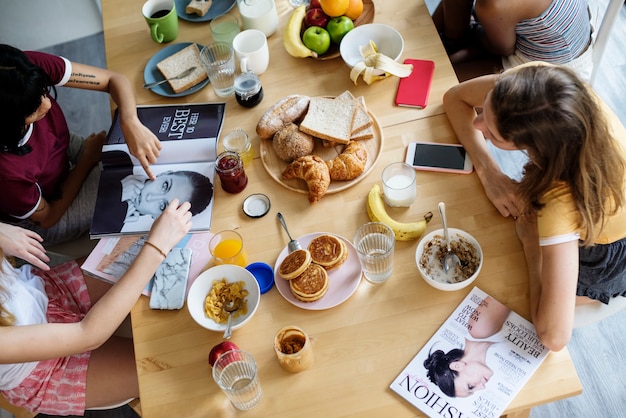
top-left (0, 51), bottom-right (71, 220)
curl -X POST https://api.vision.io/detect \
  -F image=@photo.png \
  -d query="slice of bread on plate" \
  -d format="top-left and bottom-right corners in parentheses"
top-left (186, 0), bottom-right (212, 16)
top-left (335, 91), bottom-right (373, 135)
top-left (299, 96), bottom-right (357, 145)
top-left (155, 43), bottom-right (207, 94)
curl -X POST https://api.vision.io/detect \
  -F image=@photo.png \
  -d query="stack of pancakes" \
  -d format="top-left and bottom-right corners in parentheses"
top-left (278, 234), bottom-right (348, 302)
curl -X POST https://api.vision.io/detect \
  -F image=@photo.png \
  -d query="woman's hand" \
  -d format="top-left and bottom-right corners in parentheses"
top-left (0, 223), bottom-right (50, 270)
top-left (481, 170), bottom-right (521, 218)
top-left (121, 118), bottom-right (162, 180)
top-left (146, 199), bottom-right (192, 254)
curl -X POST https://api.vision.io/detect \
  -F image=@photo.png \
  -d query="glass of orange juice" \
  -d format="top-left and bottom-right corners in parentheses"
top-left (209, 230), bottom-right (248, 267)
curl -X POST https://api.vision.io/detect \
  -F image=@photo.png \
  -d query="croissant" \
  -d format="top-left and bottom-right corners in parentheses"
top-left (282, 155), bottom-right (331, 204)
top-left (325, 141), bottom-right (368, 181)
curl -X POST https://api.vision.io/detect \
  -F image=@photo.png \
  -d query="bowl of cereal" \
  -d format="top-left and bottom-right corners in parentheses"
top-left (187, 264), bottom-right (261, 332)
top-left (415, 228), bottom-right (483, 291)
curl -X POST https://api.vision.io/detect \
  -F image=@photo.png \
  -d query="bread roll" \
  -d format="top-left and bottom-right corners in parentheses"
top-left (256, 95), bottom-right (310, 140)
top-left (272, 123), bottom-right (315, 162)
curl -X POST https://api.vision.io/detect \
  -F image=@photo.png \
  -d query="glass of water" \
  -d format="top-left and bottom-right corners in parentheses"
top-left (212, 350), bottom-right (262, 410)
top-left (353, 222), bottom-right (395, 284)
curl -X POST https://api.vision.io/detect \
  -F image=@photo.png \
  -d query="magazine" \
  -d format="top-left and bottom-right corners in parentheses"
top-left (81, 232), bottom-right (214, 296)
top-left (390, 287), bottom-right (549, 418)
top-left (89, 103), bottom-right (225, 238)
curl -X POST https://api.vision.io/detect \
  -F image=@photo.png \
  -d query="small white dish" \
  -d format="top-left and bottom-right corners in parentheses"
top-left (187, 264), bottom-right (260, 332)
top-left (339, 23), bottom-right (404, 68)
top-left (242, 193), bottom-right (270, 218)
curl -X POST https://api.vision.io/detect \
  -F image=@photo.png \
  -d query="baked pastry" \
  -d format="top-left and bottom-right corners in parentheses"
top-left (256, 95), bottom-right (311, 140)
top-left (289, 263), bottom-right (329, 302)
top-left (325, 141), bottom-right (368, 181)
top-left (282, 155), bottom-right (331, 204)
top-left (278, 249), bottom-right (312, 280)
top-left (272, 123), bottom-right (315, 162)
top-left (155, 43), bottom-right (207, 93)
top-left (186, 0), bottom-right (212, 16)
top-left (308, 234), bottom-right (347, 270)
top-left (299, 97), bottom-right (357, 145)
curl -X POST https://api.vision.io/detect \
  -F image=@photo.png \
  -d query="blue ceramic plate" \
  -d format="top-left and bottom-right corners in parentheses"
top-left (143, 42), bottom-right (209, 97)
top-left (175, 0), bottom-right (237, 22)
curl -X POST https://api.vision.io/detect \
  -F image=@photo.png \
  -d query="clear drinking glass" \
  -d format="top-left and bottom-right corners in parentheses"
top-left (353, 222), bottom-right (395, 284)
top-left (212, 350), bottom-right (262, 410)
top-left (381, 162), bottom-right (417, 207)
top-left (200, 43), bottom-right (236, 97)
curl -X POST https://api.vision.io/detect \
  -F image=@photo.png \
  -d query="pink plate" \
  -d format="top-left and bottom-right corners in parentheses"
top-left (273, 232), bottom-right (363, 310)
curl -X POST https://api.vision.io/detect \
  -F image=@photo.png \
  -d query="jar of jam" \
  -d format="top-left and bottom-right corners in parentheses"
top-left (216, 151), bottom-right (248, 194)
top-left (234, 71), bottom-right (264, 108)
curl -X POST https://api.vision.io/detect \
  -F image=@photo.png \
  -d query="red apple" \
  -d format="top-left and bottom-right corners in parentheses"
top-left (304, 7), bottom-right (330, 29)
top-left (208, 341), bottom-right (239, 367)
top-left (309, 0), bottom-right (322, 8)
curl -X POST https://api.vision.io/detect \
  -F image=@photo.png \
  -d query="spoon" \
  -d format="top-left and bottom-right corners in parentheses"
top-left (223, 298), bottom-right (241, 340)
top-left (143, 66), bottom-right (197, 89)
top-left (277, 212), bottom-right (302, 253)
top-left (438, 201), bottom-right (461, 274)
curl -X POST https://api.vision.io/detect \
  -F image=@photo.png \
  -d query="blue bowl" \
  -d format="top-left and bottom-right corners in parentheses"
top-left (246, 262), bottom-right (274, 294)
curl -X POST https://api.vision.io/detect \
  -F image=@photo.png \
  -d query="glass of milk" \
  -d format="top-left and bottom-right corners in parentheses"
top-left (236, 0), bottom-right (278, 38)
top-left (381, 162), bottom-right (417, 207)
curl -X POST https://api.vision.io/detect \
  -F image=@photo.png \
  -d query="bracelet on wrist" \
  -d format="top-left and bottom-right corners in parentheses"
top-left (144, 240), bottom-right (168, 259)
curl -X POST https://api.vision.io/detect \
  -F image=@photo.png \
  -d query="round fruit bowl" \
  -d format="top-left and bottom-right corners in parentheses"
top-left (310, 0), bottom-right (375, 60)
top-left (187, 264), bottom-right (260, 332)
top-left (415, 228), bottom-right (483, 292)
top-left (339, 23), bottom-right (404, 68)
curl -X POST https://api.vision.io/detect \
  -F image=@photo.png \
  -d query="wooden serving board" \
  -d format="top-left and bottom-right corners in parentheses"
top-left (259, 107), bottom-right (384, 195)
top-left (312, 0), bottom-right (375, 61)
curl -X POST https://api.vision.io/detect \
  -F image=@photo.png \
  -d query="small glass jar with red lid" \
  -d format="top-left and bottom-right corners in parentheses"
top-left (216, 151), bottom-right (248, 194)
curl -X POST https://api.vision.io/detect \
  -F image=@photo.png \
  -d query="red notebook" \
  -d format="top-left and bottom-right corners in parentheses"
top-left (394, 59), bottom-right (435, 109)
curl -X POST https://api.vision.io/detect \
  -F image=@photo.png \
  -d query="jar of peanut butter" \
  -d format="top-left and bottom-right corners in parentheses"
top-left (274, 326), bottom-right (313, 372)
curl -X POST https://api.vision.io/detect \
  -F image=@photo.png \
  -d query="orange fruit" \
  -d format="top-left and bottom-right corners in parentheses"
top-left (319, 0), bottom-right (349, 17)
top-left (344, 0), bottom-right (363, 20)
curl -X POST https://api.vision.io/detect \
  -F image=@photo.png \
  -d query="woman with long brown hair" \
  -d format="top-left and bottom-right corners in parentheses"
top-left (443, 62), bottom-right (626, 351)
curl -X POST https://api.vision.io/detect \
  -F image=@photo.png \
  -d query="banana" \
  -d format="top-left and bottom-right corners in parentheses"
top-left (350, 40), bottom-right (413, 85)
top-left (366, 184), bottom-right (433, 241)
top-left (283, 5), bottom-right (317, 58)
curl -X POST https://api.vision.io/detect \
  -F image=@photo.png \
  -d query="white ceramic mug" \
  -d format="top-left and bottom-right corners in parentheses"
top-left (232, 29), bottom-right (269, 75)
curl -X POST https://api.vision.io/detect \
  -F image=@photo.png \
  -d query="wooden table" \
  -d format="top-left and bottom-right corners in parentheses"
top-left (101, 1), bottom-right (582, 416)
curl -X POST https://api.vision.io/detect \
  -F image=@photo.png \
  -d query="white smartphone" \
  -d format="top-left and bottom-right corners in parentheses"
top-left (404, 142), bottom-right (473, 174)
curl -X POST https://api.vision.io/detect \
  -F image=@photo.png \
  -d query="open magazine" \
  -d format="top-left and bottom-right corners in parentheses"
top-left (390, 287), bottom-right (549, 418)
top-left (81, 232), bottom-right (214, 297)
top-left (89, 103), bottom-right (225, 238)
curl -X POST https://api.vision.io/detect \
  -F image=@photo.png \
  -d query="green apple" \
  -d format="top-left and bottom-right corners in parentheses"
top-left (302, 26), bottom-right (331, 55)
top-left (326, 16), bottom-right (354, 44)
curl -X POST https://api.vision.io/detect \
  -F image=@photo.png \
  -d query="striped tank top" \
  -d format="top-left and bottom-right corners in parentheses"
top-left (515, 0), bottom-right (591, 63)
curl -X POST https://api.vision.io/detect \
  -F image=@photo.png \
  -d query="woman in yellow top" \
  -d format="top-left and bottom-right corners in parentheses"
top-left (443, 62), bottom-right (626, 351)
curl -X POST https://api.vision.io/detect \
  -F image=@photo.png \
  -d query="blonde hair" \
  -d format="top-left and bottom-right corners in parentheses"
top-left (491, 65), bottom-right (625, 246)
top-left (0, 249), bottom-right (16, 326)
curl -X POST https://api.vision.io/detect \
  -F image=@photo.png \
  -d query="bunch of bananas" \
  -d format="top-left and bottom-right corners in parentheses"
top-left (366, 184), bottom-right (433, 241)
top-left (283, 5), bottom-right (317, 58)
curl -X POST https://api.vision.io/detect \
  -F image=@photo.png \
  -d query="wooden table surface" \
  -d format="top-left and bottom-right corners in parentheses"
top-left (101, 0), bottom-right (582, 416)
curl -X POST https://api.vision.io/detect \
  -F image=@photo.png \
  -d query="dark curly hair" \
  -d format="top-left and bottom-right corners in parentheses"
top-left (0, 44), bottom-right (55, 155)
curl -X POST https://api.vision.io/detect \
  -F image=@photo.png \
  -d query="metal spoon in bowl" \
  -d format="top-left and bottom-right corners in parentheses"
top-left (438, 202), bottom-right (461, 274)
top-left (223, 298), bottom-right (241, 340)
top-left (143, 66), bottom-right (197, 89)
top-left (277, 212), bottom-right (302, 253)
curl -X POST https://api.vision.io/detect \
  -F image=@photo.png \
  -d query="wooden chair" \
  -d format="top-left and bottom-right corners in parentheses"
top-left (589, 0), bottom-right (624, 87)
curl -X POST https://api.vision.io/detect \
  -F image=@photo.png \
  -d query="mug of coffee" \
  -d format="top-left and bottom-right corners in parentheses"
top-left (232, 29), bottom-right (269, 75)
top-left (142, 0), bottom-right (178, 43)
